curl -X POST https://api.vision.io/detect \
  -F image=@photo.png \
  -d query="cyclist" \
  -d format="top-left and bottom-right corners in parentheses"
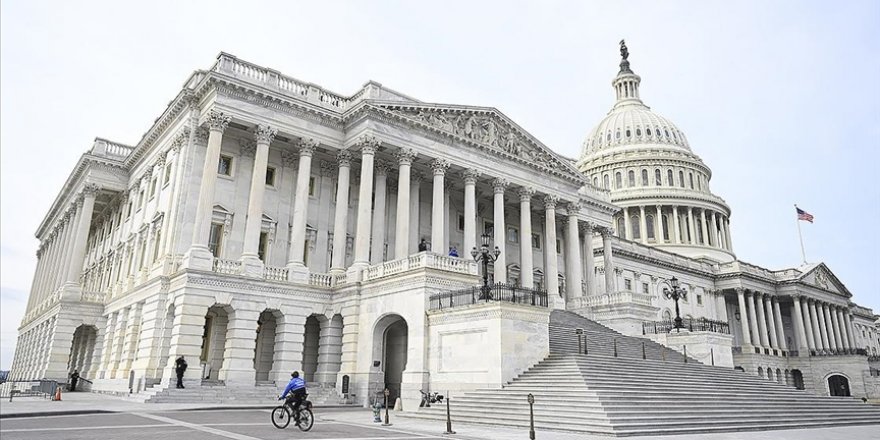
top-left (278, 371), bottom-right (307, 425)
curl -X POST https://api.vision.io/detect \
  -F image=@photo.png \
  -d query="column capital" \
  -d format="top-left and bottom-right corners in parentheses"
top-left (207, 110), bottom-right (231, 132)
top-left (335, 150), bottom-right (352, 168)
top-left (543, 195), bottom-right (559, 210)
top-left (395, 148), bottom-right (417, 166)
top-left (155, 151), bottom-right (167, 167)
top-left (462, 168), bottom-right (480, 185)
top-left (171, 127), bottom-right (190, 152)
top-left (357, 134), bottom-right (381, 154)
top-left (518, 186), bottom-right (535, 202)
top-left (430, 159), bottom-right (450, 176)
top-left (579, 221), bottom-right (595, 234)
top-left (254, 124), bottom-right (277, 145)
top-left (239, 139), bottom-right (257, 159)
top-left (375, 159), bottom-right (392, 176)
top-left (297, 139), bottom-right (318, 157)
top-left (564, 202), bottom-right (582, 216)
top-left (598, 226), bottom-right (614, 237)
top-left (735, 287), bottom-right (745, 295)
top-left (492, 177), bottom-right (509, 193)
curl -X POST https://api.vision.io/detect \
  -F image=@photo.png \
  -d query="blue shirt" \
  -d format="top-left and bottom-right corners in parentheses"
top-left (280, 377), bottom-right (306, 398)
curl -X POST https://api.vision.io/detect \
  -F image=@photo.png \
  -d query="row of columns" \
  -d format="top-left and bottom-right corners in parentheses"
top-left (618, 205), bottom-right (732, 252)
top-left (735, 289), bottom-right (788, 352)
top-left (98, 302), bottom-right (145, 380)
top-left (790, 296), bottom-right (856, 354)
top-left (8, 318), bottom-right (54, 380)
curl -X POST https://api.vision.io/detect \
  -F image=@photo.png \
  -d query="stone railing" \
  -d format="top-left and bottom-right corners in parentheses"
top-left (81, 291), bottom-right (106, 304)
top-left (570, 291), bottom-right (654, 309)
top-left (642, 317), bottom-right (730, 335)
top-left (363, 252), bottom-right (478, 282)
top-left (90, 137), bottom-right (135, 159)
top-left (211, 52), bottom-right (353, 111)
top-left (308, 272), bottom-right (335, 287)
top-left (263, 265), bottom-right (288, 282)
top-left (212, 258), bottom-right (241, 275)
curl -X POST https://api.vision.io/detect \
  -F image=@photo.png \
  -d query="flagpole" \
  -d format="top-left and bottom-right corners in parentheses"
top-left (795, 204), bottom-right (807, 264)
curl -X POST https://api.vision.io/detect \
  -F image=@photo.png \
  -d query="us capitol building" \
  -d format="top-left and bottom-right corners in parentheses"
top-left (9, 43), bottom-right (880, 414)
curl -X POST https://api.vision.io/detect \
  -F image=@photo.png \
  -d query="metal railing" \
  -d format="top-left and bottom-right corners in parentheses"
top-left (429, 283), bottom-right (548, 310)
top-left (0, 380), bottom-right (59, 400)
top-left (809, 348), bottom-right (868, 357)
top-left (642, 317), bottom-right (730, 335)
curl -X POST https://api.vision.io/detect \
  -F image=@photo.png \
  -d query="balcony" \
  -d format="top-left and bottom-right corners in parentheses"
top-left (429, 283), bottom-right (548, 310)
top-left (642, 317), bottom-right (730, 335)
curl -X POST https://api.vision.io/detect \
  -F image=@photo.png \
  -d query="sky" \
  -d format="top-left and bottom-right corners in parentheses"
top-left (1, 0), bottom-right (878, 370)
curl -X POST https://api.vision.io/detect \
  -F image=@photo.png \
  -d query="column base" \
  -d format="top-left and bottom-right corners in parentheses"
top-left (60, 283), bottom-right (83, 302)
top-left (182, 246), bottom-right (214, 271)
top-left (346, 264), bottom-right (368, 282)
top-left (239, 254), bottom-right (265, 278)
top-left (286, 263), bottom-right (309, 283)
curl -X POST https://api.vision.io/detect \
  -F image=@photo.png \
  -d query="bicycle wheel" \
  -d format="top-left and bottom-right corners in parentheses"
top-left (297, 408), bottom-right (314, 432)
top-left (271, 405), bottom-right (291, 429)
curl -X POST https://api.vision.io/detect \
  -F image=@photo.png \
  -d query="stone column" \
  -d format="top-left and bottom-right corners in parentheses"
top-left (518, 187), bottom-right (535, 288)
top-left (462, 169), bottom-right (479, 257)
top-left (564, 203), bottom-right (583, 302)
top-left (754, 292), bottom-right (770, 348)
top-left (736, 288), bottom-right (752, 350)
top-left (764, 295), bottom-right (779, 349)
top-left (581, 222), bottom-right (595, 297)
top-left (843, 312), bottom-right (856, 349)
top-left (791, 296), bottom-right (809, 353)
top-left (724, 218), bottom-right (733, 252)
top-left (394, 149), bottom-right (416, 259)
top-left (313, 316), bottom-right (343, 385)
top-left (65, 186), bottom-right (98, 286)
top-left (809, 300), bottom-right (827, 350)
top-left (623, 207), bottom-right (631, 240)
top-left (409, 172), bottom-right (423, 253)
top-left (687, 207), bottom-right (696, 244)
top-left (601, 228), bottom-right (615, 295)
top-left (351, 136), bottom-right (379, 271)
top-left (286, 139), bottom-right (318, 278)
top-left (59, 209), bottom-right (80, 292)
top-left (672, 206), bottom-right (681, 244)
top-left (370, 161), bottom-right (390, 264)
top-left (709, 211), bottom-right (720, 248)
top-left (430, 159), bottom-right (450, 254)
top-left (772, 297), bottom-right (787, 351)
top-left (714, 290), bottom-right (728, 321)
top-left (186, 110), bottom-right (230, 269)
top-left (838, 308), bottom-right (851, 350)
top-left (654, 205), bottom-right (663, 243)
top-left (802, 299), bottom-right (816, 351)
top-left (240, 125), bottom-right (277, 275)
top-left (745, 291), bottom-right (761, 348)
top-left (492, 178), bottom-right (509, 283)
top-left (822, 303), bottom-right (837, 351)
top-left (638, 206), bottom-right (648, 244)
top-left (219, 309), bottom-right (260, 385)
top-left (543, 196), bottom-right (560, 302)
top-left (699, 209), bottom-right (709, 246)
top-left (330, 151), bottom-right (352, 273)
top-left (830, 306), bottom-right (844, 351)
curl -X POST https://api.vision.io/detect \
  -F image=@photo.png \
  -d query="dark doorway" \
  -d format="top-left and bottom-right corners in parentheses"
top-left (828, 375), bottom-right (851, 397)
top-left (791, 369), bottom-right (805, 390)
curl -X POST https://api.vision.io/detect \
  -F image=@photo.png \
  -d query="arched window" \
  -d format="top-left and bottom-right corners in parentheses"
top-left (655, 169), bottom-right (662, 186)
top-left (607, 132), bottom-right (611, 141)
top-left (615, 172), bottom-right (622, 189)
top-left (616, 218), bottom-right (625, 238)
top-left (662, 309), bottom-right (672, 320)
top-left (627, 170), bottom-right (635, 187)
top-left (626, 129), bottom-right (631, 138)
top-left (667, 169), bottom-right (674, 186)
top-left (636, 128), bottom-right (642, 137)
top-left (641, 169), bottom-right (649, 186)
top-left (662, 214), bottom-right (670, 241)
top-left (689, 172), bottom-right (694, 189)
top-left (647, 128), bottom-right (653, 136)
top-left (646, 215), bottom-right (655, 240)
top-left (593, 177), bottom-right (598, 187)
top-left (757, 367), bottom-right (764, 378)
top-left (631, 215), bottom-right (641, 240)
top-left (679, 170), bottom-right (685, 188)
top-left (603, 174), bottom-right (610, 189)
top-left (615, 130), bottom-right (621, 140)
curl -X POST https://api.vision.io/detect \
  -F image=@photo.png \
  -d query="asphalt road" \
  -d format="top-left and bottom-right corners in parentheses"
top-left (0, 409), bottom-right (447, 440)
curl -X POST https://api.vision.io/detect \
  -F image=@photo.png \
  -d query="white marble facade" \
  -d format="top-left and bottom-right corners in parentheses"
top-left (10, 47), bottom-right (880, 404)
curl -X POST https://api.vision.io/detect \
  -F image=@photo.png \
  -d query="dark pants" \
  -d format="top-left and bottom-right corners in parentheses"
top-left (176, 371), bottom-right (185, 388)
top-left (70, 381), bottom-right (77, 392)
top-left (286, 392), bottom-right (305, 422)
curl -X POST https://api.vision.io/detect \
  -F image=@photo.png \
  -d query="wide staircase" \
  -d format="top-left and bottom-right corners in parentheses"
top-left (139, 381), bottom-right (350, 406)
top-left (409, 310), bottom-right (880, 436)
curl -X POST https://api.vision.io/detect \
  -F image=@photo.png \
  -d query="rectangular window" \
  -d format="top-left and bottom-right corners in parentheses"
top-left (642, 282), bottom-right (649, 294)
top-left (218, 155), bottom-right (233, 176)
top-left (697, 294), bottom-right (703, 305)
top-left (556, 239), bottom-right (561, 253)
top-left (138, 190), bottom-right (145, 209)
top-left (308, 176), bottom-right (316, 196)
top-left (531, 233), bottom-right (541, 249)
top-left (624, 279), bottom-right (632, 291)
top-left (164, 162), bottom-right (172, 185)
top-left (149, 178), bottom-right (158, 199)
top-left (153, 230), bottom-right (162, 261)
top-left (265, 167), bottom-right (276, 187)
top-left (127, 202), bottom-right (133, 218)
top-left (507, 226), bottom-right (519, 243)
top-left (258, 231), bottom-right (268, 262)
top-left (208, 223), bottom-right (223, 257)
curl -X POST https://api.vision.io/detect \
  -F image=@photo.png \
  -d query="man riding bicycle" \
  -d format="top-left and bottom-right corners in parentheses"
top-left (279, 371), bottom-right (307, 425)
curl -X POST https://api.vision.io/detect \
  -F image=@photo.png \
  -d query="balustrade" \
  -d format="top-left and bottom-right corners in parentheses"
top-left (263, 265), bottom-right (289, 282)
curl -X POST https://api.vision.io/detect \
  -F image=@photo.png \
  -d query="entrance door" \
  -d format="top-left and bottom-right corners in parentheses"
top-left (828, 375), bottom-right (851, 397)
top-left (383, 319), bottom-right (408, 403)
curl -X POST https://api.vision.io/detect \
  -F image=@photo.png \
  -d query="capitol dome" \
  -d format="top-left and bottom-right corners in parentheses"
top-left (578, 41), bottom-right (735, 263)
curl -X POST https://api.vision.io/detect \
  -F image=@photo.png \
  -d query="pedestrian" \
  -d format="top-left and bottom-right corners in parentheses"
top-left (448, 246), bottom-right (459, 257)
top-left (175, 356), bottom-right (188, 389)
top-left (69, 370), bottom-right (79, 392)
top-left (418, 238), bottom-right (428, 252)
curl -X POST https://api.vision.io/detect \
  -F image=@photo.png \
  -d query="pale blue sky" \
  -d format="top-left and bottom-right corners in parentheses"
top-left (1, 0), bottom-right (878, 369)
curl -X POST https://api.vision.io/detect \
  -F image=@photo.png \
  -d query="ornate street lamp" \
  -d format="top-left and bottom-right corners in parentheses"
top-left (663, 276), bottom-right (688, 330)
top-left (471, 232), bottom-right (500, 300)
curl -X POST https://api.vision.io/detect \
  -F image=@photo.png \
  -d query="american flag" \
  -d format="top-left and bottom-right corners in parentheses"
top-left (796, 207), bottom-right (814, 223)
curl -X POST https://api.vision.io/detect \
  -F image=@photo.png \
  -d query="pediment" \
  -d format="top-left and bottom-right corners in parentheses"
top-left (797, 263), bottom-right (851, 297)
top-left (372, 103), bottom-right (587, 184)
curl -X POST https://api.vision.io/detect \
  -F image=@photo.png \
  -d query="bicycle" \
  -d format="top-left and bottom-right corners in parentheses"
top-left (271, 393), bottom-right (314, 431)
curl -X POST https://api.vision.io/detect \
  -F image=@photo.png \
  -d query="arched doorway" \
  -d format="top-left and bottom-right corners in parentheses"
top-left (371, 314), bottom-right (408, 404)
top-left (68, 325), bottom-right (98, 380)
top-left (301, 315), bottom-right (323, 382)
top-left (791, 369), bottom-right (805, 390)
top-left (254, 310), bottom-right (281, 383)
top-left (201, 305), bottom-right (231, 381)
top-left (828, 375), bottom-right (851, 397)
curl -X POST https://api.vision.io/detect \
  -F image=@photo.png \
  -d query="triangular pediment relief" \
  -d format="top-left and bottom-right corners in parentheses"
top-left (796, 263), bottom-right (850, 297)
top-left (373, 103), bottom-right (587, 184)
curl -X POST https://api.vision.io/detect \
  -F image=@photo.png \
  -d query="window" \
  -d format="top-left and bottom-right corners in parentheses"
top-left (149, 178), bottom-right (158, 199)
top-left (679, 170), bottom-right (685, 188)
top-left (646, 215), bottom-right (655, 239)
top-left (127, 201), bottom-right (133, 218)
top-left (655, 169), bottom-right (662, 186)
top-left (308, 176), bottom-right (316, 196)
top-left (697, 175), bottom-right (702, 191)
top-left (647, 128), bottom-right (652, 136)
top-left (631, 216), bottom-right (640, 240)
top-left (689, 172), bottom-right (694, 189)
top-left (625, 129), bottom-right (631, 138)
top-left (593, 177), bottom-right (598, 187)
top-left (218, 155), bottom-right (233, 176)
top-left (642, 283), bottom-right (649, 294)
top-left (615, 172), bottom-right (622, 189)
top-left (507, 226), bottom-right (519, 243)
top-left (616, 218), bottom-right (625, 237)
top-left (208, 223), bottom-right (223, 257)
top-left (258, 231), bottom-right (268, 261)
top-left (667, 169), bottom-right (674, 186)
top-left (458, 214), bottom-right (465, 231)
top-left (636, 128), bottom-right (642, 137)
top-left (641, 169), bottom-right (648, 186)
top-left (265, 167), bottom-right (276, 186)
top-left (627, 170), bottom-right (635, 187)
top-left (697, 294), bottom-right (703, 306)
top-left (662, 215), bottom-right (670, 241)
top-left (153, 230), bottom-right (162, 261)
top-left (556, 239), bottom-right (561, 253)
top-left (531, 233), bottom-right (541, 249)
top-left (163, 162), bottom-right (172, 185)
top-left (603, 174), bottom-right (610, 189)
top-left (624, 279), bottom-right (632, 291)
top-left (138, 190), bottom-right (145, 209)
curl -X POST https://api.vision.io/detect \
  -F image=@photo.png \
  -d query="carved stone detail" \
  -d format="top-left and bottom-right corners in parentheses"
top-left (358, 134), bottom-right (381, 154)
top-left (518, 187), bottom-right (535, 202)
top-left (543, 195), bottom-right (559, 210)
top-left (281, 150), bottom-right (297, 167)
top-left (297, 139), bottom-right (318, 157)
top-left (462, 168), bottom-right (480, 185)
top-left (396, 148), bottom-right (417, 166)
top-left (430, 159), bottom-right (450, 176)
top-left (375, 159), bottom-right (392, 176)
top-left (239, 139), bottom-right (257, 159)
top-left (207, 110), bottom-right (231, 132)
top-left (492, 177), bottom-right (509, 193)
top-left (254, 124), bottom-right (277, 144)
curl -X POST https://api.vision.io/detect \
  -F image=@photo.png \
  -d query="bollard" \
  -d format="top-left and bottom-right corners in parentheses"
top-left (661, 346), bottom-right (666, 361)
top-left (584, 334), bottom-right (589, 355)
top-left (710, 348), bottom-right (715, 366)
top-left (642, 342), bottom-right (646, 360)
top-left (613, 338), bottom-right (618, 358)
top-left (527, 393), bottom-right (536, 440)
top-left (683, 345), bottom-right (688, 363)
top-left (576, 328), bottom-right (583, 354)
top-left (444, 390), bottom-right (455, 434)
top-left (382, 388), bottom-right (392, 426)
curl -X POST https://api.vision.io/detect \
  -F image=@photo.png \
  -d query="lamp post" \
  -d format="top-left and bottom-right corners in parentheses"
top-left (663, 276), bottom-right (688, 330)
top-left (471, 232), bottom-right (500, 300)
